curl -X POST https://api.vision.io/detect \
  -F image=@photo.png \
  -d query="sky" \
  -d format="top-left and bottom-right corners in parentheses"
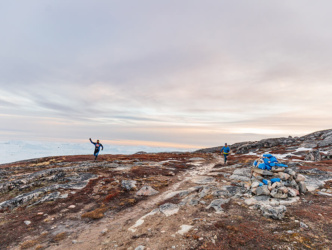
top-left (1, 0), bottom-right (332, 150)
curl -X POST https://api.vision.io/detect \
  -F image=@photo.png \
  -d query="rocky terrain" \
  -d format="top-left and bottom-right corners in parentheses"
top-left (1, 129), bottom-right (332, 250)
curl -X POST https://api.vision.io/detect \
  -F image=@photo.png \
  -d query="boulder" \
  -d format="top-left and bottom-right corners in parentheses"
top-left (256, 186), bottom-right (270, 196)
top-left (122, 180), bottom-right (137, 191)
top-left (206, 198), bottom-right (230, 213)
top-left (260, 205), bottom-right (287, 220)
top-left (136, 186), bottom-right (159, 196)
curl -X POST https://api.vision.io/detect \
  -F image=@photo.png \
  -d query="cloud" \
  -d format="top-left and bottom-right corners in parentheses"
top-left (0, 1), bottom-right (331, 147)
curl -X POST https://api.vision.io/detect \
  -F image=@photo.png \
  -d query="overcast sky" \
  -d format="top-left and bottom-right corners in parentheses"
top-left (1, 1), bottom-right (331, 149)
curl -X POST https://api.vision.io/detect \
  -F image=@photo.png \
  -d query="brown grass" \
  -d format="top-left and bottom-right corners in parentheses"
top-left (20, 240), bottom-right (38, 249)
top-left (81, 205), bottom-right (108, 219)
top-left (52, 232), bottom-right (68, 242)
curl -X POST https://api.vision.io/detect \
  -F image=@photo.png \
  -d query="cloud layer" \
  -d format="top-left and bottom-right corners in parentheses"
top-left (1, 1), bottom-right (332, 148)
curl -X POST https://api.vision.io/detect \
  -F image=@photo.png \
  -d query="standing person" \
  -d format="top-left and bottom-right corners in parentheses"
top-left (89, 138), bottom-right (104, 160)
top-left (220, 143), bottom-right (231, 165)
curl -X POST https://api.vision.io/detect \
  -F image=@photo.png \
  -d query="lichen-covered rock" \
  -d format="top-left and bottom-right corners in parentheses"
top-left (121, 180), bottom-right (137, 191)
top-left (260, 205), bottom-right (287, 220)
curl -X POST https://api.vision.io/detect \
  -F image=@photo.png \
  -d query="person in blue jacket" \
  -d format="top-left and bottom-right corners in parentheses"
top-left (89, 138), bottom-right (104, 160)
top-left (220, 143), bottom-right (231, 164)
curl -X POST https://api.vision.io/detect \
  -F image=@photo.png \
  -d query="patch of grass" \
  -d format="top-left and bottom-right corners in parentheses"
top-left (81, 205), bottom-right (108, 219)
top-left (20, 240), bottom-right (38, 249)
top-left (52, 232), bottom-right (68, 242)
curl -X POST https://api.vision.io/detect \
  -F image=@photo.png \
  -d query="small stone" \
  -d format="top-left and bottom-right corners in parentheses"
top-left (38, 212), bottom-right (44, 215)
top-left (251, 181), bottom-right (260, 188)
top-left (295, 220), bottom-right (299, 223)
top-left (68, 205), bottom-right (76, 209)
top-left (122, 180), bottom-right (137, 191)
top-left (177, 225), bottom-right (194, 235)
top-left (136, 186), bottom-right (159, 196)
top-left (24, 220), bottom-right (31, 226)
top-left (300, 222), bottom-right (309, 229)
top-left (101, 228), bottom-right (108, 235)
top-left (172, 246), bottom-right (176, 249)
top-left (72, 240), bottom-right (78, 244)
top-left (135, 246), bottom-right (145, 250)
top-left (199, 237), bottom-right (204, 241)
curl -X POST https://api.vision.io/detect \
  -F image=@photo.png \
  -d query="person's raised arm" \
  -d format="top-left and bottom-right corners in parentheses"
top-left (89, 138), bottom-right (95, 144)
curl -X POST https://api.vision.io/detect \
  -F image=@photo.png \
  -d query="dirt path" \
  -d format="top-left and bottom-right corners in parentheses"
top-left (49, 156), bottom-right (221, 250)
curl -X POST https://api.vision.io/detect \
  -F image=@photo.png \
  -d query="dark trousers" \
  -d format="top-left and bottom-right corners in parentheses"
top-left (224, 153), bottom-right (228, 163)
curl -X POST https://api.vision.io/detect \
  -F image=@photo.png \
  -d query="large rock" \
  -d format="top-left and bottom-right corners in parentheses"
top-left (260, 205), bottom-right (287, 220)
top-left (256, 186), bottom-right (270, 196)
top-left (206, 198), bottom-right (230, 213)
top-left (159, 203), bottom-right (179, 217)
top-left (229, 168), bottom-right (251, 182)
top-left (136, 186), bottom-right (159, 196)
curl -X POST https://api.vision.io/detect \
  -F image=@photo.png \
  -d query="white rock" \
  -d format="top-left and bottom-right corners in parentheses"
top-left (177, 225), bottom-right (194, 235)
top-left (24, 220), bottom-right (31, 225)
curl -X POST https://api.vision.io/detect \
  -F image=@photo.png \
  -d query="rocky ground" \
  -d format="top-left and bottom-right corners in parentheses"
top-left (1, 129), bottom-right (332, 250)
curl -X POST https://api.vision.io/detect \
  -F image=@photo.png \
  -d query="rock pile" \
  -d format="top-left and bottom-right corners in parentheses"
top-left (251, 154), bottom-right (307, 198)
